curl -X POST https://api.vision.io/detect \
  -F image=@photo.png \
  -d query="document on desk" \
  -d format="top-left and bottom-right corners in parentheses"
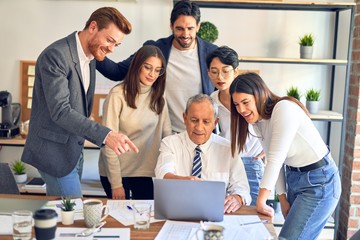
top-left (0, 215), bottom-right (12, 235)
top-left (155, 215), bottom-right (271, 240)
top-left (107, 200), bottom-right (164, 226)
top-left (56, 227), bottom-right (130, 240)
top-left (43, 198), bottom-right (84, 222)
top-left (155, 220), bottom-right (200, 240)
top-left (204, 215), bottom-right (272, 239)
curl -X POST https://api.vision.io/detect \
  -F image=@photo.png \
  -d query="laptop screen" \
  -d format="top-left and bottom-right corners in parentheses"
top-left (154, 179), bottom-right (226, 222)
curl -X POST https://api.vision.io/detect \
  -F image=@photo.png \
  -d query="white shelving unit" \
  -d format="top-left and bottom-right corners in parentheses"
top-left (174, 0), bottom-right (356, 238)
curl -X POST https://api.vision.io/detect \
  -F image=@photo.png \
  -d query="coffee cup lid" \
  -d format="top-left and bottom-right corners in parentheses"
top-left (34, 209), bottom-right (58, 220)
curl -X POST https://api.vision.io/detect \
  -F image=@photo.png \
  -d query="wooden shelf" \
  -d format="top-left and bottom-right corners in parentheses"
top-left (191, 1), bottom-right (355, 11)
top-left (239, 57), bottom-right (347, 65)
top-left (309, 110), bottom-right (343, 122)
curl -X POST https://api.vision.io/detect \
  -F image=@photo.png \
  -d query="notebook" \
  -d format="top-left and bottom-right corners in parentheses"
top-left (24, 177), bottom-right (46, 188)
top-left (0, 198), bottom-right (48, 215)
top-left (154, 179), bottom-right (226, 222)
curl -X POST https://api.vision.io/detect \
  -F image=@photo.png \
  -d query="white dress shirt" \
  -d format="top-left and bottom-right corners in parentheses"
top-left (75, 31), bottom-right (93, 93)
top-left (155, 132), bottom-right (251, 205)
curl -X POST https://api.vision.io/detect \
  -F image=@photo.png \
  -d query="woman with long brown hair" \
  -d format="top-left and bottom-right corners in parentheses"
top-left (230, 72), bottom-right (340, 239)
top-left (99, 45), bottom-right (172, 200)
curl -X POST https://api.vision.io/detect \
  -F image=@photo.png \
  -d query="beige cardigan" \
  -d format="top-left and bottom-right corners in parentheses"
top-left (98, 83), bottom-right (172, 189)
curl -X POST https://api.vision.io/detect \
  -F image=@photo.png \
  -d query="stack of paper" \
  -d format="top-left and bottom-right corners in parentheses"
top-left (155, 215), bottom-right (272, 240)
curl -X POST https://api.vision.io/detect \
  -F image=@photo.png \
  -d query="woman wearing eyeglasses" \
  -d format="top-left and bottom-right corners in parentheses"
top-left (99, 45), bottom-right (172, 200)
top-left (206, 46), bottom-right (265, 206)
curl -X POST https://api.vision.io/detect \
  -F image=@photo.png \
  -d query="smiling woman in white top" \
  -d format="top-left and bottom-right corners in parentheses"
top-left (229, 72), bottom-right (341, 240)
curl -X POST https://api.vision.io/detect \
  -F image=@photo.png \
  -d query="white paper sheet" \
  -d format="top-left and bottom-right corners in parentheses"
top-left (155, 215), bottom-right (272, 240)
top-left (107, 200), bottom-right (164, 226)
top-left (204, 215), bottom-right (272, 240)
top-left (0, 215), bottom-right (12, 235)
top-left (155, 220), bottom-right (199, 240)
top-left (56, 227), bottom-right (130, 240)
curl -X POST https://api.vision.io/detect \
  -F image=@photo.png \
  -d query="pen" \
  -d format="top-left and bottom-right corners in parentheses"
top-left (93, 236), bottom-right (120, 239)
top-left (240, 220), bottom-right (268, 226)
top-left (126, 205), bottom-right (133, 210)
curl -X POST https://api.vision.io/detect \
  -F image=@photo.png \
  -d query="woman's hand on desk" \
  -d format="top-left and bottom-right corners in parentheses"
top-left (112, 187), bottom-right (126, 200)
top-left (224, 194), bottom-right (242, 213)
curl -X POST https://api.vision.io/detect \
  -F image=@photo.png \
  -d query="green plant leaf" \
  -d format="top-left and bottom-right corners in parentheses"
top-left (197, 21), bottom-right (219, 43)
top-left (61, 197), bottom-right (76, 211)
top-left (306, 88), bottom-right (320, 101)
top-left (11, 160), bottom-right (26, 175)
top-left (286, 86), bottom-right (301, 100)
top-left (299, 33), bottom-right (314, 46)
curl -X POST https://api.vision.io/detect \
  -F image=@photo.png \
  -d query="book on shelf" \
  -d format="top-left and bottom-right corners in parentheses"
top-left (24, 177), bottom-right (46, 188)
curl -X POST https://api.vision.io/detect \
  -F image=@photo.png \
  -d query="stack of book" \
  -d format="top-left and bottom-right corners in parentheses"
top-left (23, 177), bottom-right (46, 189)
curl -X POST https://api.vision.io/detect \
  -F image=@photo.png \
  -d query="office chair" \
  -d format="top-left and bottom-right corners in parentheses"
top-left (0, 162), bottom-right (20, 194)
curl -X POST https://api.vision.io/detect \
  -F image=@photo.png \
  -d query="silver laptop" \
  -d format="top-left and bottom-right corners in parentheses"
top-left (0, 198), bottom-right (48, 215)
top-left (154, 179), bottom-right (225, 222)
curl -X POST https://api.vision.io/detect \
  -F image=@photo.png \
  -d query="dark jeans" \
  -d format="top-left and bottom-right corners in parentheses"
top-left (100, 176), bottom-right (154, 200)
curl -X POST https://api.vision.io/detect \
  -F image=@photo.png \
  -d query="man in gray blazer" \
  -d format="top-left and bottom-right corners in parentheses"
top-left (21, 7), bottom-right (138, 197)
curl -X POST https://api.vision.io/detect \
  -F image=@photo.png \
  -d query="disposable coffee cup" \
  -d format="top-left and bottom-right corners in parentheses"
top-left (33, 209), bottom-right (58, 240)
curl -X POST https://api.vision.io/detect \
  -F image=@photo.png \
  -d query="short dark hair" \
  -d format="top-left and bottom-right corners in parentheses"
top-left (171, 0), bottom-right (201, 25)
top-left (206, 46), bottom-right (239, 70)
top-left (84, 7), bottom-right (132, 35)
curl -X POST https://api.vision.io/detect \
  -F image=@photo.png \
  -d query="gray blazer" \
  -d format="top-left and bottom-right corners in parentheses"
top-left (22, 32), bottom-right (110, 177)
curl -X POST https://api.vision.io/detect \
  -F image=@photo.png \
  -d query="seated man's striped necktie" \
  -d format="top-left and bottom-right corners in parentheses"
top-left (192, 145), bottom-right (202, 178)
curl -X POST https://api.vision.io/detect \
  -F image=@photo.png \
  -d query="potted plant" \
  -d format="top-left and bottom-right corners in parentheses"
top-left (305, 88), bottom-right (320, 114)
top-left (11, 160), bottom-right (27, 183)
top-left (286, 86), bottom-right (301, 100)
top-left (60, 197), bottom-right (76, 225)
top-left (197, 21), bottom-right (219, 43)
top-left (299, 33), bottom-right (314, 59)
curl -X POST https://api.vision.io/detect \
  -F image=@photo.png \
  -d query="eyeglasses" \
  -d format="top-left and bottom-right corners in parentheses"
top-left (142, 63), bottom-right (165, 77)
top-left (208, 68), bottom-right (234, 79)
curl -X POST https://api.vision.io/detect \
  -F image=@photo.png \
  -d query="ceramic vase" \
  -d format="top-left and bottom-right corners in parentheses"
top-left (306, 100), bottom-right (320, 114)
top-left (14, 173), bottom-right (27, 183)
top-left (300, 46), bottom-right (313, 59)
top-left (61, 210), bottom-right (75, 225)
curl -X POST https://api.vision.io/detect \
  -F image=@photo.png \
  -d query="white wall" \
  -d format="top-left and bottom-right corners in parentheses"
top-left (0, 0), bottom-right (172, 179)
top-left (0, 0), bottom-right (353, 179)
